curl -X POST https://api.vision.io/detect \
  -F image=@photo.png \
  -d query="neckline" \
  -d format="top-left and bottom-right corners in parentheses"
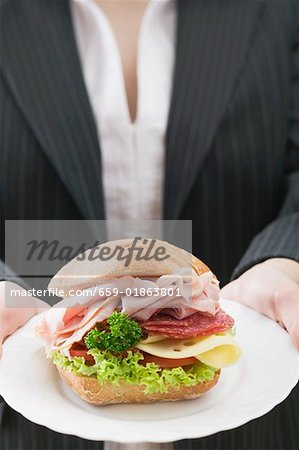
top-left (78, 0), bottom-right (165, 126)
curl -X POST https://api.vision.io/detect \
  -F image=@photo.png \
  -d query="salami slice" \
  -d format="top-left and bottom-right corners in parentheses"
top-left (141, 310), bottom-right (234, 338)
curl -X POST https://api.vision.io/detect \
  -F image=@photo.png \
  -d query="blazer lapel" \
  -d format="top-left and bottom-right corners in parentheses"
top-left (164, 0), bottom-right (264, 219)
top-left (1, 0), bottom-right (105, 220)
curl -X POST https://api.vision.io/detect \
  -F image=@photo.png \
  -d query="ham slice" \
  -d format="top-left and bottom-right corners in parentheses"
top-left (52, 296), bottom-right (120, 352)
top-left (36, 270), bottom-right (220, 352)
top-left (36, 277), bottom-right (135, 345)
top-left (121, 270), bottom-right (220, 321)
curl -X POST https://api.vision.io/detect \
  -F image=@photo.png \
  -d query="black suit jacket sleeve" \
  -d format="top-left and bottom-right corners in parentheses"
top-left (0, 260), bottom-right (30, 290)
top-left (0, 261), bottom-right (5, 280)
top-left (233, 20), bottom-right (299, 279)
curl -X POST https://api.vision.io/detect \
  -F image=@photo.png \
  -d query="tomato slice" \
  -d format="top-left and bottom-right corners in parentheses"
top-left (68, 348), bottom-right (197, 368)
top-left (69, 348), bottom-right (94, 362)
top-left (141, 352), bottom-right (198, 368)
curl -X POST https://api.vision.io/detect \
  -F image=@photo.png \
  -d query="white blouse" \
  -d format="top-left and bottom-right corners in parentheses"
top-left (71, 0), bottom-right (176, 238)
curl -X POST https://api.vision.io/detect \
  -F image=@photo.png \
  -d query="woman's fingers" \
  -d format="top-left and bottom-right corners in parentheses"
top-left (219, 280), bottom-right (239, 301)
top-left (0, 281), bottom-right (49, 351)
top-left (220, 268), bottom-right (299, 351)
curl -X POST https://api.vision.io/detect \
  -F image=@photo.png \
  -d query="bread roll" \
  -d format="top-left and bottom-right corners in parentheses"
top-left (49, 238), bottom-right (213, 294)
top-left (49, 239), bottom-right (220, 405)
top-left (58, 366), bottom-right (220, 405)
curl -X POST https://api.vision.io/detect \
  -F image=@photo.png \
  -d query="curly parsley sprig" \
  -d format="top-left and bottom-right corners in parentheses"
top-left (84, 312), bottom-right (142, 353)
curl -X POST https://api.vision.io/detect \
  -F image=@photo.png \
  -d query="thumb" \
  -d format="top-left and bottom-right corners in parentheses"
top-left (274, 285), bottom-right (299, 351)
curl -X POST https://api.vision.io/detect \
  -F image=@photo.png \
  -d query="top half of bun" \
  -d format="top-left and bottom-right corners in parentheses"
top-left (48, 239), bottom-right (214, 295)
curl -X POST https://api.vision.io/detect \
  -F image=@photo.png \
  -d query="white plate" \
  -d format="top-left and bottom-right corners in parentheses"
top-left (0, 299), bottom-right (298, 443)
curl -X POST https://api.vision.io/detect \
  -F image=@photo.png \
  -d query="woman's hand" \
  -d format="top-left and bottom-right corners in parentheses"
top-left (0, 281), bottom-right (49, 358)
top-left (220, 258), bottom-right (299, 350)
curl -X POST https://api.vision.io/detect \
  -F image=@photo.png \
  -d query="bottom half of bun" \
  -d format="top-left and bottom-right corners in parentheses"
top-left (58, 366), bottom-right (220, 405)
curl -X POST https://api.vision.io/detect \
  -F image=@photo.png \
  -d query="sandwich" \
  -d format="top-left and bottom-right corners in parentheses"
top-left (36, 238), bottom-right (240, 405)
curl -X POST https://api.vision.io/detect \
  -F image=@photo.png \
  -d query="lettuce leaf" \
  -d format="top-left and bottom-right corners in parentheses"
top-left (51, 350), bottom-right (217, 395)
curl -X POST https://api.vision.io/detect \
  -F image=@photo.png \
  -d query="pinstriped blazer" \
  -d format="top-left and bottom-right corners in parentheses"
top-left (0, 0), bottom-right (299, 449)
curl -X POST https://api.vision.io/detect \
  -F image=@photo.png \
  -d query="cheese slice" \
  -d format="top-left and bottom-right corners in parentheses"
top-left (195, 344), bottom-right (241, 368)
top-left (140, 334), bottom-right (167, 344)
top-left (136, 333), bottom-right (241, 368)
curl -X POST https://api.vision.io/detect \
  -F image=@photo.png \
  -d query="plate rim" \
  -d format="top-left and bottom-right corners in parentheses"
top-left (1, 299), bottom-right (298, 443)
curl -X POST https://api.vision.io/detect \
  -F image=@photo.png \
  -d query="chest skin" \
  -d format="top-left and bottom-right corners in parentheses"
top-left (95, 0), bottom-right (150, 123)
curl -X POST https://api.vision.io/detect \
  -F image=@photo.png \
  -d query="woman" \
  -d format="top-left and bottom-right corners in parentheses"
top-left (1, 0), bottom-right (299, 449)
